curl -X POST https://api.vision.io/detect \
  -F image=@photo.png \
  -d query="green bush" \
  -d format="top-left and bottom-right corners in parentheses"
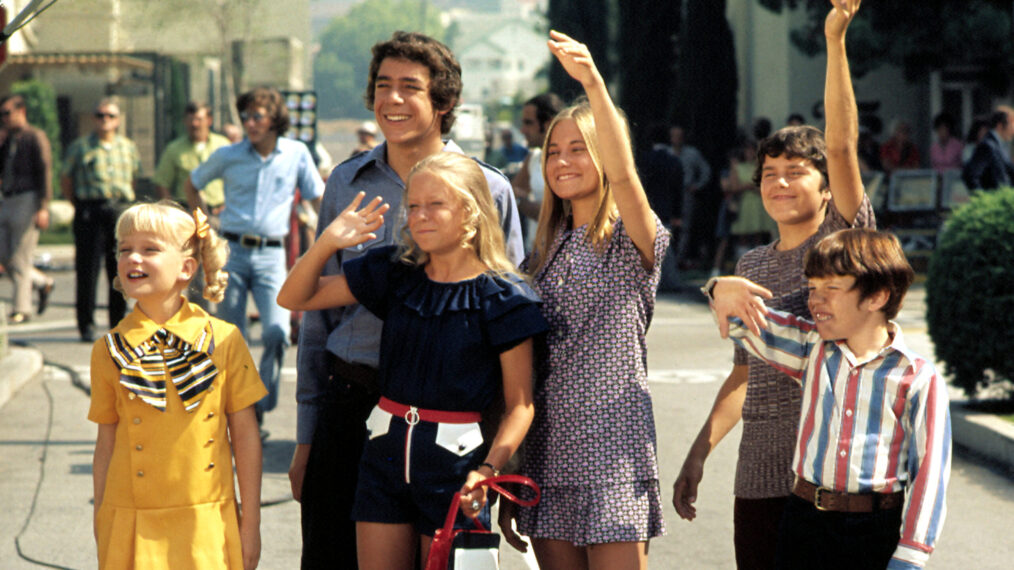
top-left (926, 187), bottom-right (1014, 397)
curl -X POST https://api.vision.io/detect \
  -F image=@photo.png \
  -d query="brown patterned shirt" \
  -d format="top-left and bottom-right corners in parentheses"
top-left (732, 196), bottom-right (875, 498)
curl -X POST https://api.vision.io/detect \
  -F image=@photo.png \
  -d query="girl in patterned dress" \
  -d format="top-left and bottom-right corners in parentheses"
top-left (277, 152), bottom-right (547, 569)
top-left (90, 202), bottom-right (266, 569)
top-left (501, 31), bottom-right (669, 569)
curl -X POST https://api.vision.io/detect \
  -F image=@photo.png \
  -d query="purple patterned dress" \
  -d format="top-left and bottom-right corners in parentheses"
top-left (517, 216), bottom-right (669, 545)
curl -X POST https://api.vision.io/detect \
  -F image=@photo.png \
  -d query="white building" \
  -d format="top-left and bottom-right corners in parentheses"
top-left (447, 5), bottom-right (549, 105)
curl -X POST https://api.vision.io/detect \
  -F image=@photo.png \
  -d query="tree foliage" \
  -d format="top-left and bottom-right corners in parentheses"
top-left (926, 187), bottom-right (1014, 397)
top-left (546, 0), bottom-right (614, 101)
top-left (759, 0), bottom-right (1014, 89)
top-left (314, 0), bottom-right (444, 119)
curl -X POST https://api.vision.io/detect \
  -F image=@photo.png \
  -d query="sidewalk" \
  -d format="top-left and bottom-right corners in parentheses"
top-left (1, 251), bottom-right (1012, 568)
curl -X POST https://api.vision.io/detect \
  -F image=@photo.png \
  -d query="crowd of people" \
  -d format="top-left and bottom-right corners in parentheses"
top-left (0, 0), bottom-right (958, 568)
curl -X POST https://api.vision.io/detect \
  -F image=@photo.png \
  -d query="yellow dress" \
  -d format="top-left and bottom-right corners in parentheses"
top-left (88, 301), bottom-right (267, 569)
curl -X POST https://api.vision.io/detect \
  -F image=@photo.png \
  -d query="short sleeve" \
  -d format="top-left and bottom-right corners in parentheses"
top-left (343, 245), bottom-right (400, 319)
top-left (220, 325), bottom-right (268, 414)
top-left (614, 215), bottom-right (671, 294)
top-left (61, 140), bottom-right (81, 178)
top-left (484, 279), bottom-right (549, 352)
top-left (88, 339), bottom-right (120, 424)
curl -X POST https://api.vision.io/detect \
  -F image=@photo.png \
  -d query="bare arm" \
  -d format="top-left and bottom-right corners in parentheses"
top-left (92, 423), bottom-right (117, 542)
top-left (60, 175), bottom-right (74, 204)
top-left (154, 185), bottom-right (171, 200)
top-left (549, 30), bottom-right (658, 269)
top-left (823, 0), bottom-right (864, 222)
top-left (460, 339), bottom-right (535, 518)
top-left (276, 192), bottom-right (387, 311)
top-left (673, 364), bottom-right (748, 521)
top-left (184, 177), bottom-right (207, 214)
top-left (229, 406), bottom-right (262, 570)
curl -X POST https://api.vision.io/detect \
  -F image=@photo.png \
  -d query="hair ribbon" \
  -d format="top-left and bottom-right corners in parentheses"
top-left (193, 209), bottom-right (210, 239)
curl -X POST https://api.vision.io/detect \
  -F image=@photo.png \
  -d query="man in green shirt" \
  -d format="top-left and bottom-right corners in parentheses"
top-left (61, 97), bottom-right (140, 341)
top-left (153, 102), bottom-right (231, 311)
top-left (154, 101), bottom-right (230, 211)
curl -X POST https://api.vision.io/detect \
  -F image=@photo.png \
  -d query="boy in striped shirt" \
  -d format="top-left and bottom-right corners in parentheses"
top-left (707, 228), bottom-right (950, 569)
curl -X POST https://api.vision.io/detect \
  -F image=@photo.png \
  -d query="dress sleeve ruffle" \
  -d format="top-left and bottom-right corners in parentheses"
top-left (394, 268), bottom-right (549, 351)
top-left (343, 245), bottom-right (402, 319)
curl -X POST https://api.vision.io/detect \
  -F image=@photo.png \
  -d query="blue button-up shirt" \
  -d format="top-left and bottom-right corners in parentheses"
top-left (295, 140), bottom-right (524, 443)
top-left (190, 137), bottom-right (324, 237)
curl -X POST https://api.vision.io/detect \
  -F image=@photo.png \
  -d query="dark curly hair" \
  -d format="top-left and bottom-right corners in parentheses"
top-left (752, 125), bottom-right (828, 188)
top-left (236, 87), bottom-right (290, 136)
top-left (364, 31), bottom-right (461, 135)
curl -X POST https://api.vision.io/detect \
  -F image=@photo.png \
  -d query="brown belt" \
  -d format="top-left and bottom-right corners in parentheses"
top-left (793, 479), bottom-right (903, 513)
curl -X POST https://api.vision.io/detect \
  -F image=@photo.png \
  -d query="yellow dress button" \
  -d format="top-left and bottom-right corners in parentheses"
top-left (208, 385), bottom-right (215, 392)
top-left (128, 393), bottom-right (136, 400)
top-left (137, 470), bottom-right (144, 477)
top-left (135, 444), bottom-right (143, 451)
top-left (207, 412), bottom-right (215, 419)
top-left (133, 417), bottom-right (142, 425)
top-left (207, 438), bottom-right (215, 444)
top-left (208, 462), bottom-right (215, 469)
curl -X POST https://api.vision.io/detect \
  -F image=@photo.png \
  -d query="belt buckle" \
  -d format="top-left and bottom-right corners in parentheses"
top-left (404, 406), bottom-right (420, 426)
top-left (240, 234), bottom-right (262, 248)
top-left (814, 486), bottom-right (832, 511)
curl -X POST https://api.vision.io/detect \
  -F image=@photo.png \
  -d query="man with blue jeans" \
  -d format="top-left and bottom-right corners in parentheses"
top-left (187, 87), bottom-right (324, 434)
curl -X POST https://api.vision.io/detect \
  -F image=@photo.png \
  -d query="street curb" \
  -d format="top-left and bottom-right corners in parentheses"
top-left (951, 402), bottom-right (1014, 473)
top-left (0, 346), bottom-right (44, 410)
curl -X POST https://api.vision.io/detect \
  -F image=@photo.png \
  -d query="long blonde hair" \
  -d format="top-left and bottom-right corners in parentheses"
top-left (527, 102), bottom-right (620, 277)
top-left (114, 201), bottom-right (230, 302)
top-left (397, 152), bottom-right (516, 276)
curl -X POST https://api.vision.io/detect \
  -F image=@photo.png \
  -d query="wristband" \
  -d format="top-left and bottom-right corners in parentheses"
top-left (480, 462), bottom-right (501, 477)
top-left (701, 276), bottom-right (720, 301)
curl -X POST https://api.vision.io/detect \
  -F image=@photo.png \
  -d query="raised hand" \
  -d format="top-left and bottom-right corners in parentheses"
top-left (825, 0), bottom-right (861, 40)
top-left (547, 30), bottom-right (602, 88)
top-left (319, 192), bottom-right (389, 252)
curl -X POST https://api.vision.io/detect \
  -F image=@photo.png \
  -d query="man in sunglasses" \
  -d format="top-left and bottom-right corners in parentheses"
top-left (186, 87), bottom-right (324, 439)
top-left (61, 97), bottom-right (140, 342)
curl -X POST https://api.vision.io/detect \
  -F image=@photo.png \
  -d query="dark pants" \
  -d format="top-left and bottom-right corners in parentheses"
top-left (774, 494), bottom-right (901, 570)
top-left (73, 201), bottom-right (127, 335)
top-left (300, 363), bottom-right (379, 569)
top-left (734, 496), bottom-right (788, 570)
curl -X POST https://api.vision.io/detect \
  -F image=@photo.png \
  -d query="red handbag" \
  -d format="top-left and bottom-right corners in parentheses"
top-left (425, 474), bottom-right (540, 570)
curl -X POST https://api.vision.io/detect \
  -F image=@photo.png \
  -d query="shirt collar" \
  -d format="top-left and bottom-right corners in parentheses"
top-left (831, 321), bottom-right (918, 368)
top-left (119, 300), bottom-right (214, 347)
top-left (349, 139), bottom-right (463, 183)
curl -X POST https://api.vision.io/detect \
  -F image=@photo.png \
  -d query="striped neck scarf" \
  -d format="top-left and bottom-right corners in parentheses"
top-left (105, 323), bottom-right (218, 412)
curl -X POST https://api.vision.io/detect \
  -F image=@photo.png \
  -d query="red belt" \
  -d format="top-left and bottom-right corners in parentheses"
top-left (378, 396), bottom-right (481, 425)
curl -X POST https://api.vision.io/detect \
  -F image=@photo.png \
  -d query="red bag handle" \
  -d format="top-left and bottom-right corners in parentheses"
top-left (437, 474), bottom-right (540, 537)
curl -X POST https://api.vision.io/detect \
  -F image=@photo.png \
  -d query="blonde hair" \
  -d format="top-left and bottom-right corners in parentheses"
top-left (527, 101), bottom-right (619, 277)
top-left (397, 152), bottom-right (516, 276)
top-left (114, 201), bottom-right (230, 303)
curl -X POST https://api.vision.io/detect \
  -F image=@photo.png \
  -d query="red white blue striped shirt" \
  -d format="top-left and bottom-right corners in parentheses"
top-left (727, 308), bottom-right (950, 569)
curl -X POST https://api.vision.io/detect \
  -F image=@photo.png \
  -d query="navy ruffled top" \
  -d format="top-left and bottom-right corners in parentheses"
top-left (344, 246), bottom-right (548, 411)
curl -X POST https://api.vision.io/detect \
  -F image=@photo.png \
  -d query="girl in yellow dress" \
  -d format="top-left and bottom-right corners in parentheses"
top-left (90, 202), bottom-right (266, 569)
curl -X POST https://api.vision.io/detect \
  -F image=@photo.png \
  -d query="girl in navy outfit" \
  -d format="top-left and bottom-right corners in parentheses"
top-left (278, 151), bottom-right (547, 569)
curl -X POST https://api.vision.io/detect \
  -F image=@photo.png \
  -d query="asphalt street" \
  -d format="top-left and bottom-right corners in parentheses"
top-left (1, 263), bottom-right (1013, 569)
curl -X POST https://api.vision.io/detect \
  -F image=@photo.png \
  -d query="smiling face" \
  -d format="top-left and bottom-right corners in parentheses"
top-left (405, 170), bottom-right (468, 255)
top-left (373, 57), bottom-right (446, 150)
top-left (117, 231), bottom-right (193, 305)
top-left (759, 154), bottom-right (830, 227)
top-left (545, 118), bottom-right (600, 204)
